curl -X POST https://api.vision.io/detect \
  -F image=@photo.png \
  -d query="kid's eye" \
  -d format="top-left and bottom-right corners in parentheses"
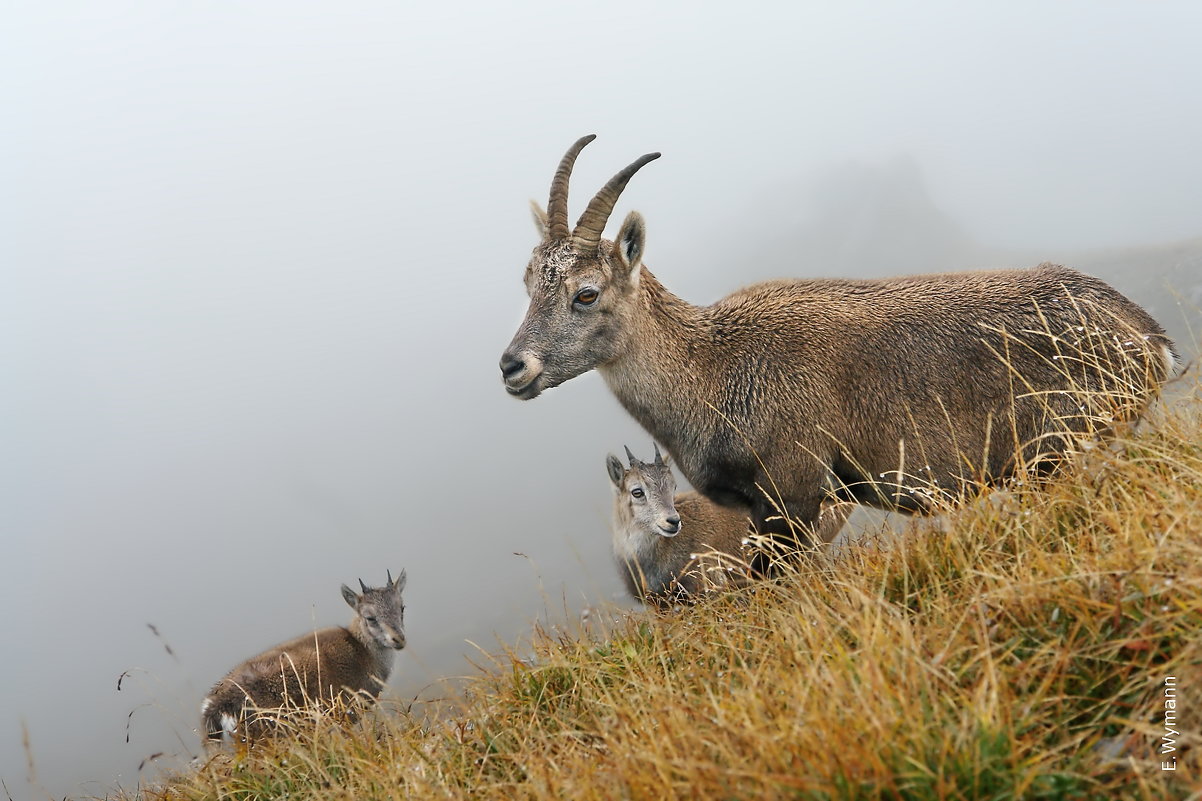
top-left (574, 288), bottom-right (599, 306)
top-left (631, 487), bottom-right (645, 499)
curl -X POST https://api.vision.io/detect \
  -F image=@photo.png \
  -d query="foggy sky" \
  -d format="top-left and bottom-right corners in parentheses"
top-left (3, 2), bottom-right (1202, 797)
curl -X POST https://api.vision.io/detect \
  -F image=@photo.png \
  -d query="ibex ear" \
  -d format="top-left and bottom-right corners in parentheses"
top-left (341, 584), bottom-right (359, 609)
top-left (614, 211), bottom-right (646, 284)
top-left (393, 569), bottom-right (407, 593)
top-left (530, 200), bottom-right (549, 238)
top-left (606, 454), bottom-right (625, 486)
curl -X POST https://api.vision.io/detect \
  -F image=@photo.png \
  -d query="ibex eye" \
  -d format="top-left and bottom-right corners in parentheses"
top-left (631, 487), bottom-right (645, 499)
top-left (574, 288), bottom-right (599, 306)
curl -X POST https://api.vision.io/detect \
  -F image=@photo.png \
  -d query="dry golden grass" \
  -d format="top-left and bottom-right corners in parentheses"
top-left (139, 379), bottom-right (1201, 801)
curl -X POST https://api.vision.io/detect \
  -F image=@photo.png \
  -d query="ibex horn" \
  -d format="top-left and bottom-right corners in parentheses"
top-left (359, 578), bottom-right (369, 594)
top-left (386, 569), bottom-right (394, 588)
top-left (653, 443), bottom-right (664, 465)
top-left (624, 445), bottom-right (637, 466)
top-left (571, 151), bottom-right (661, 251)
top-left (546, 134), bottom-right (596, 241)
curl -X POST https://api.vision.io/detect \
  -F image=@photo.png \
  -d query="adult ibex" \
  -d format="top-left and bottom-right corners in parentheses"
top-left (608, 443), bottom-right (752, 604)
top-left (501, 135), bottom-right (1175, 560)
top-left (201, 570), bottom-right (406, 744)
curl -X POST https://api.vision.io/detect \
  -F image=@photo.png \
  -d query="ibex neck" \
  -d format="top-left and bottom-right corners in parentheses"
top-left (611, 507), bottom-right (660, 565)
top-left (599, 266), bottom-right (711, 451)
top-left (348, 620), bottom-right (397, 678)
top-left (611, 506), bottom-right (676, 598)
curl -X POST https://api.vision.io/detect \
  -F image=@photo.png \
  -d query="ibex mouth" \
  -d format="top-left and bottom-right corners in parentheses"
top-left (504, 376), bottom-right (543, 400)
top-left (658, 522), bottom-right (681, 537)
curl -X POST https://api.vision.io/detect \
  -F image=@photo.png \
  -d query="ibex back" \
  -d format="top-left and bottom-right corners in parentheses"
top-left (201, 570), bottom-right (406, 744)
top-left (501, 136), bottom-right (1176, 559)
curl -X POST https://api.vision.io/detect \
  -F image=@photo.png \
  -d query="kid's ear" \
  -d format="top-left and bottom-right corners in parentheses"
top-left (614, 211), bottom-right (646, 283)
top-left (606, 454), bottom-right (625, 486)
top-left (341, 584), bottom-right (359, 608)
top-left (530, 200), bottom-right (549, 238)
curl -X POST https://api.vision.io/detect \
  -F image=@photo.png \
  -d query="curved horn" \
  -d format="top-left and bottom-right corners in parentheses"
top-left (359, 578), bottom-right (369, 594)
top-left (624, 445), bottom-right (637, 466)
top-left (546, 135), bottom-right (597, 241)
top-left (571, 151), bottom-right (661, 250)
top-left (653, 443), bottom-right (664, 465)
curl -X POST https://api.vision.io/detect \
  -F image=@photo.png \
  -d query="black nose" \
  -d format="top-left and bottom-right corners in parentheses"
top-left (666, 515), bottom-right (680, 527)
top-left (500, 352), bottom-right (526, 379)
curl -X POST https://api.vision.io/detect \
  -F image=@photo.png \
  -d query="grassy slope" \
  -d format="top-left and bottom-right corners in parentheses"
top-left (145, 387), bottom-right (1201, 801)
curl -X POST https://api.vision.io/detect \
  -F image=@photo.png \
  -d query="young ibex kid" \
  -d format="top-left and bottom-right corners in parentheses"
top-left (608, 444), bottom-right (753, 604)
top-left (201, 570), bottom-right (406, 744)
